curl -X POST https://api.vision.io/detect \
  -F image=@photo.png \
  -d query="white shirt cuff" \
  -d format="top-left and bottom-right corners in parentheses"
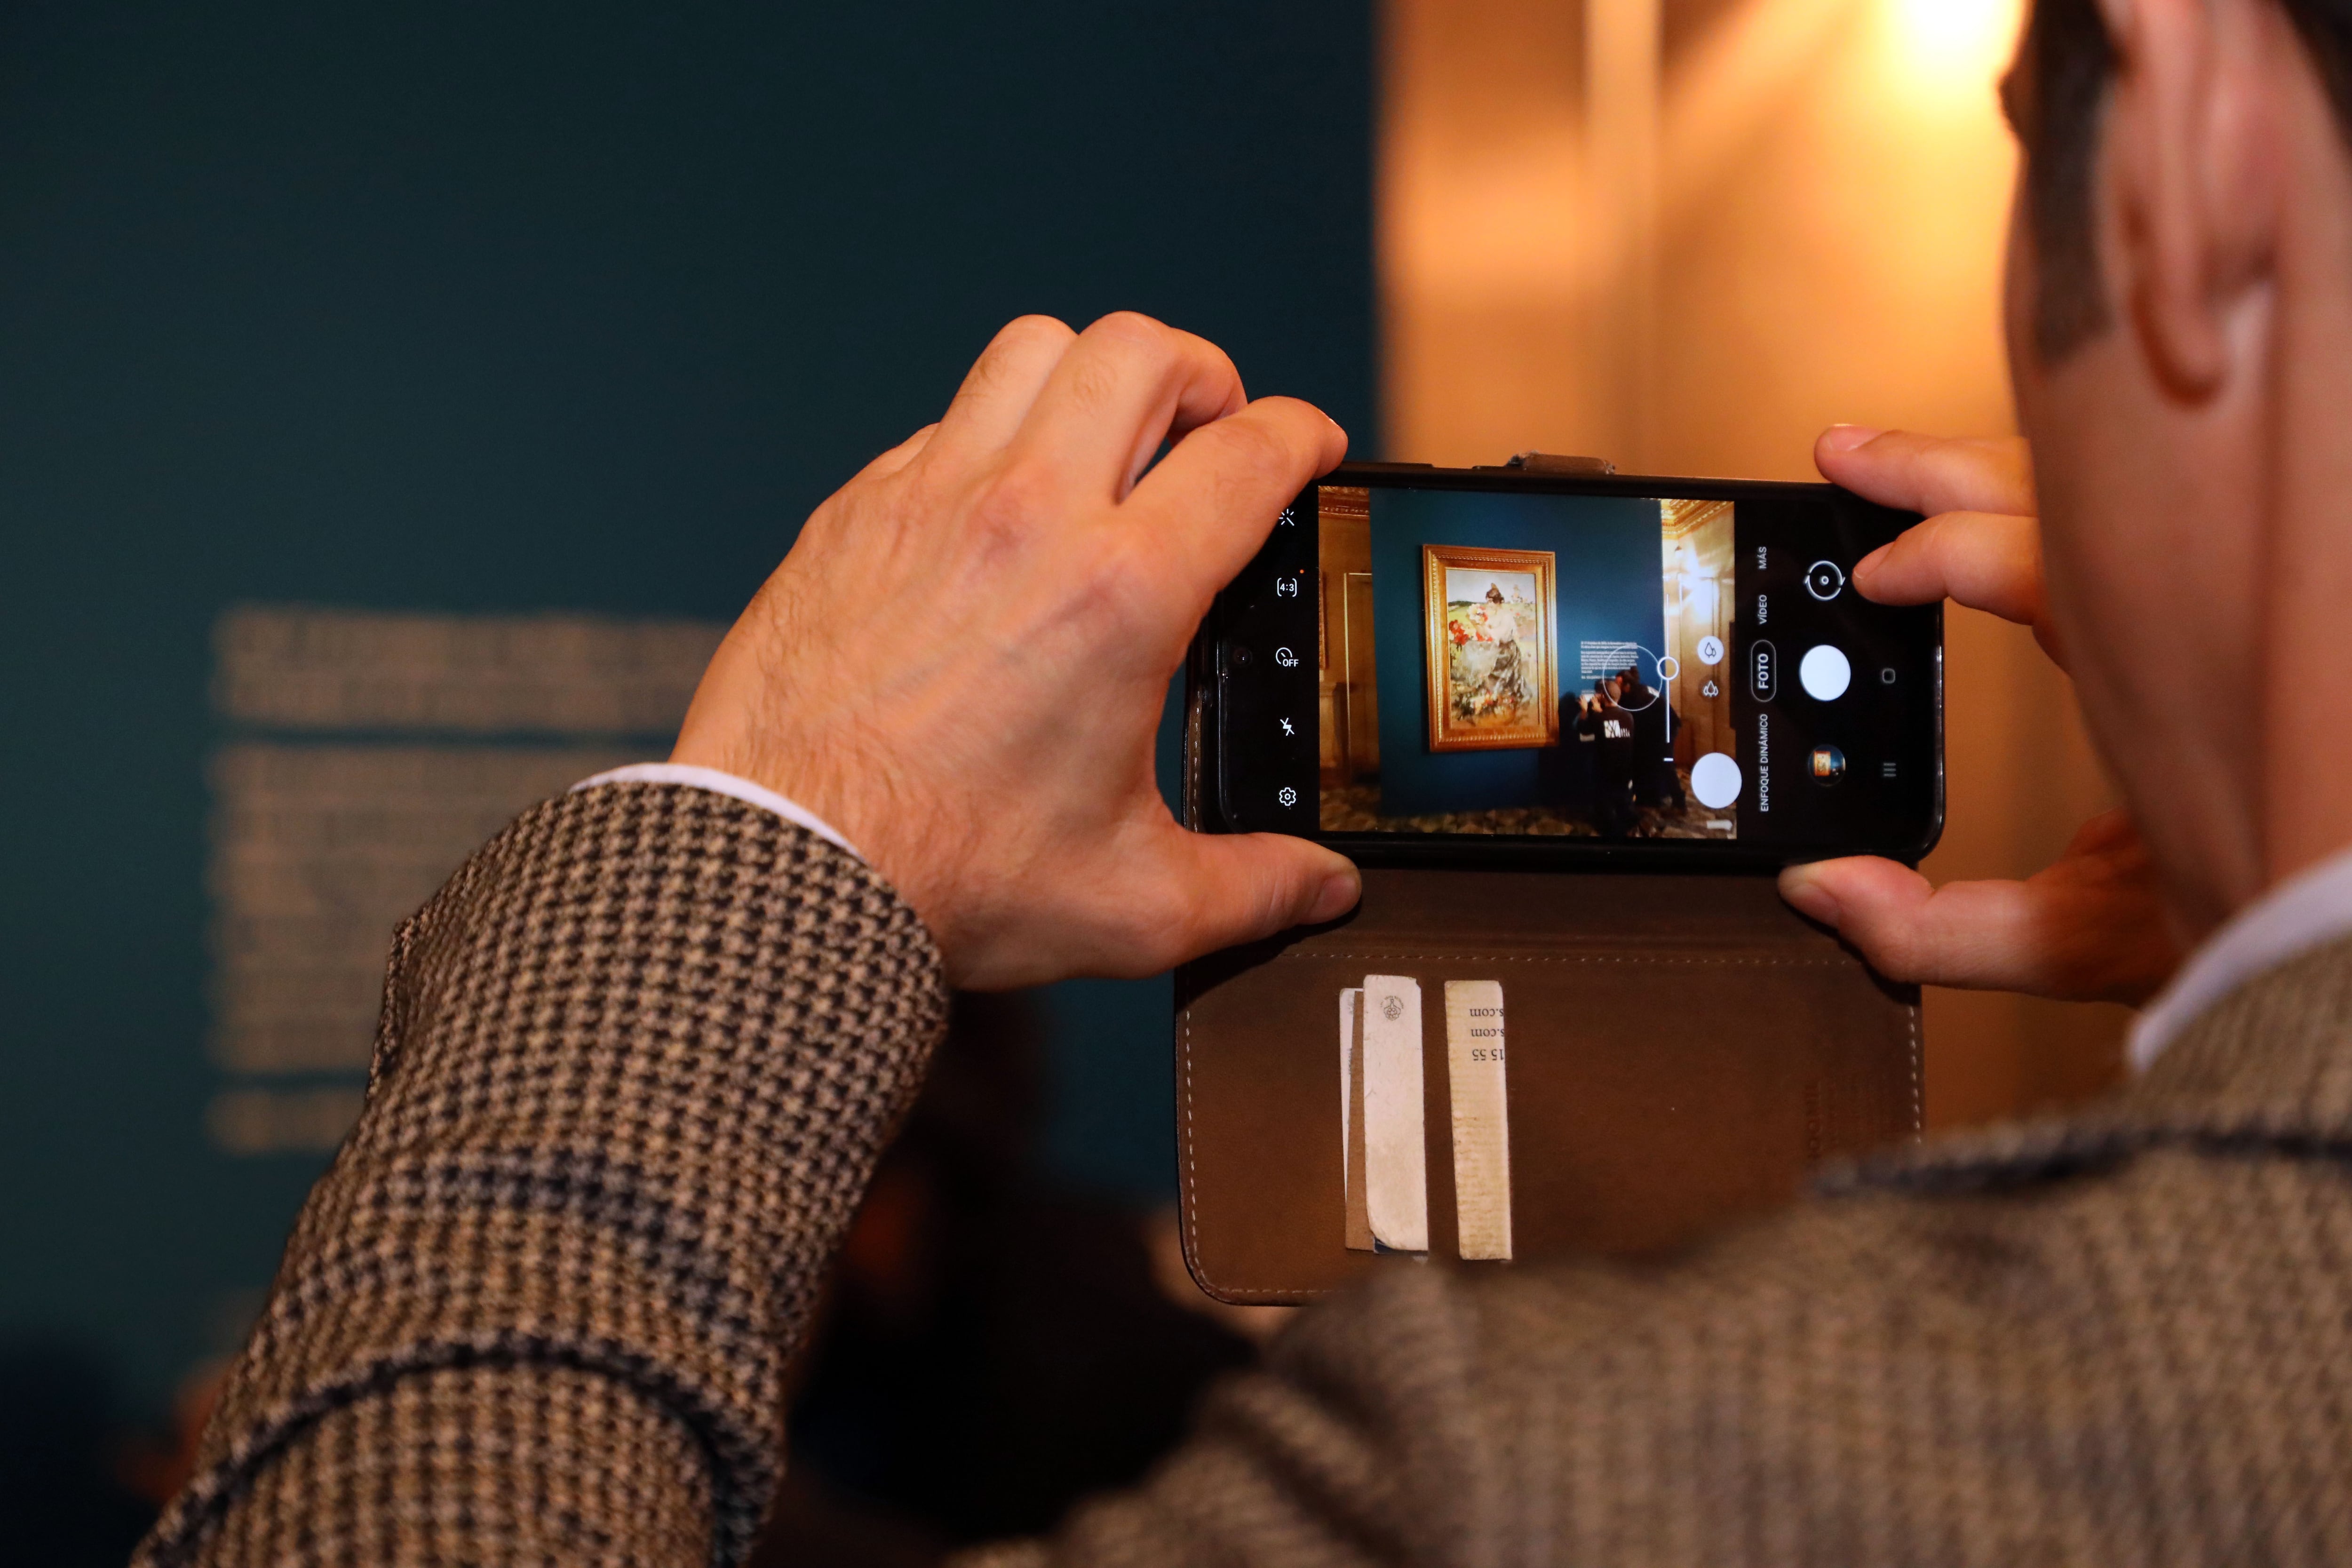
top-left (569, 763), bottom-right (863, 861)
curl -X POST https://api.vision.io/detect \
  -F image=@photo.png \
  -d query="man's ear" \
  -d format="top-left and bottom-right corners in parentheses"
top-left (2093, 0), bottom-right (2283, 398)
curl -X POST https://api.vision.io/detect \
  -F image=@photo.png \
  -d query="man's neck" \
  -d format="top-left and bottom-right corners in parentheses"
top-left (2259, 81), bottom-right (2352, 893)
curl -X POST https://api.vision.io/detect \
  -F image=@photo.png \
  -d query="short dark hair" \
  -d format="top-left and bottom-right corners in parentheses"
top-left (2004, 0), bottom-right (2352, 359)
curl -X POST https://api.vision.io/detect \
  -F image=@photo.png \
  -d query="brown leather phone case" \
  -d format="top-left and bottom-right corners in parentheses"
top-left (1173, 868), bottom-right (1922, 1304)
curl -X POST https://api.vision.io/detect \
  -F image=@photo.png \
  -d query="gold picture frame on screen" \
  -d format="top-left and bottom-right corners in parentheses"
top-left (1422, 544), bottom-right (1558, 753)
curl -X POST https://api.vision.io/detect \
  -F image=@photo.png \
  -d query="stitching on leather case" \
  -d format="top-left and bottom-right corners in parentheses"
top-left (1178, 951), bottom-right (1901, 1302)
top-left (1906, 1002), bottom-right (1924, 1138)
top-left (1178, 1008), bottom-right (1329, 1301)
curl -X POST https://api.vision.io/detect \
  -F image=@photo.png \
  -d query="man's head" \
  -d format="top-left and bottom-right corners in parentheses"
top-left (2010, 0), bottom-right (2352, 364)
top-left (2004, 0), bottom-right (2352, 934)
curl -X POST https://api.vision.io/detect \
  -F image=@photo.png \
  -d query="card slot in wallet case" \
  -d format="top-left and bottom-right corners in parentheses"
top-left (1173, 868), bottom-right (1922, 1305)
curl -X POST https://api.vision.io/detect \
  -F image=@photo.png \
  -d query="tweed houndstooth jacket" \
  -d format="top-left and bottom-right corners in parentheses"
top-left (135, 781), bottom-right (2352, 1565)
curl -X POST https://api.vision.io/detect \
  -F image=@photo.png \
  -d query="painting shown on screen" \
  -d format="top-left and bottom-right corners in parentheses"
top-left (1317, 485), bottom-right (1741, 841)
top-left (1422, 545), bottom-right (1558, 753)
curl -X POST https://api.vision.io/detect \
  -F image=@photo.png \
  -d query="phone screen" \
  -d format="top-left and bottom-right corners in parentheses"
top-left (1201, 468), bottom-right (1942, 862)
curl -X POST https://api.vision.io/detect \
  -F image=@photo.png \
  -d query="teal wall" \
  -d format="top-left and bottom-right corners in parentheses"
top-left (0, 0), bottom-right (1374, 1419)
top-left (1372, 489), bottom-right (1664, 818)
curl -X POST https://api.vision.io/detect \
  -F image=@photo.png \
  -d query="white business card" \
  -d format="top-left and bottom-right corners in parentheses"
top-left (1360, 974), bottom-right (1429, 1254)
top-left (1444, 980), bottom-right (1513, 1260)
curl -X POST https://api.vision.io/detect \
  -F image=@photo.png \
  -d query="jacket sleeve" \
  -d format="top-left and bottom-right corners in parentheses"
top-left (133, 781), bottom-right (952, 1568)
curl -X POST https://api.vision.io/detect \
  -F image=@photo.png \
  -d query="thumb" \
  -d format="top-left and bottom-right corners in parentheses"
top-left (1152, 831), bottom-right (1361, 965)
top-left (1781, 855), bottom-right (1998, 986)
top-left (1780, 856), bottom-right (2055, 991)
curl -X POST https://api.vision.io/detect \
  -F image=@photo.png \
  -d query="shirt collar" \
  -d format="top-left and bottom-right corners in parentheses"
top-left (2130, 841), bottom-right (2352, 1073)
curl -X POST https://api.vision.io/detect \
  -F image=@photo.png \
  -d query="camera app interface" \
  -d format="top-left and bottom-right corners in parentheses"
top-left (1317, 485), bottom-right (1741, 839)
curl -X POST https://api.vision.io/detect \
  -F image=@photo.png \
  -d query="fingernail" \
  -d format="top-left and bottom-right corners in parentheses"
top-left (1818, 424), bottom-right (1883, 454)
top-left (1778, 866), bottom-right (1840, 926)
top-left (1308, 868), bottom-right (1361, 924)
top-left (1853, 543), bottom-right (1891, 581)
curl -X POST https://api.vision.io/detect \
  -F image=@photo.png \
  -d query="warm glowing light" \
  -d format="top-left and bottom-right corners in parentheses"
top-left (1888, 0), bottom-right (2023, 95)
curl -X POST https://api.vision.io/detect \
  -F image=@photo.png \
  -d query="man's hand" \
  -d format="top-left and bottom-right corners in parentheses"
top-left (670, 313), bottom-right (1360, 989)
top-left (1777, 428), bottom-right (2182, 1005)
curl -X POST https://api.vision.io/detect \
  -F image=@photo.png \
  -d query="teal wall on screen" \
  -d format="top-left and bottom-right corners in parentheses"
top-left (0, 0), bottom-right (1374, 1414)
top-left (1371, 490), bottom-right (1664, 818)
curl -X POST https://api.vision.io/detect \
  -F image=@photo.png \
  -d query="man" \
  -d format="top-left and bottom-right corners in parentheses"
top-left (1585, 675), bottom-right (1641, 835)
top-left (1549, 690), bottom-right (1601, 824)
top-left (1615, 664), bottom-right (1687, 814)
top-left (136, 0), bottom-right (2352, 1560)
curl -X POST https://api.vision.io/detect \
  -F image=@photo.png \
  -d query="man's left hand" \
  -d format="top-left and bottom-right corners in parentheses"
top-left (1779, 427), bottom-right (2182, 1005)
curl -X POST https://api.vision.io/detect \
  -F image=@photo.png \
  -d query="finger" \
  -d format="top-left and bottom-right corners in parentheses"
top-left (1780, 857), bottom-right (2029, 985)
top-left (1123, 395), bottom-right (1348, 599)
top-left (1814, 429), bottom-right (2035, 519)
top-left (1143, 831), bottom-right (1361, 969)
top-left (922, 315), bottom-right (1079, 470)
top-left (1851, 510), bottom-right (2048, 627)
top-left (1010, 312), bottom-right (1249, 501)
top-left (1780, 854), bottom-right (2173, 1004)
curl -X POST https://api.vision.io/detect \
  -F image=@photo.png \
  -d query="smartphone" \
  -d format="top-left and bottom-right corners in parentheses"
top-left (1185, 462), bottom-right (1944, 869)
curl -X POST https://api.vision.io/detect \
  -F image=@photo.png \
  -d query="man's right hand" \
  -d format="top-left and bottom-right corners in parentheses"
top-left (1777, 428), bottom-right (2184, 1006)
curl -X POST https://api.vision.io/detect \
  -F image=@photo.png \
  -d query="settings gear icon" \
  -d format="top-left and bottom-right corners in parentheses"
top-left (1276, 785), bottom-right (1299, 808)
